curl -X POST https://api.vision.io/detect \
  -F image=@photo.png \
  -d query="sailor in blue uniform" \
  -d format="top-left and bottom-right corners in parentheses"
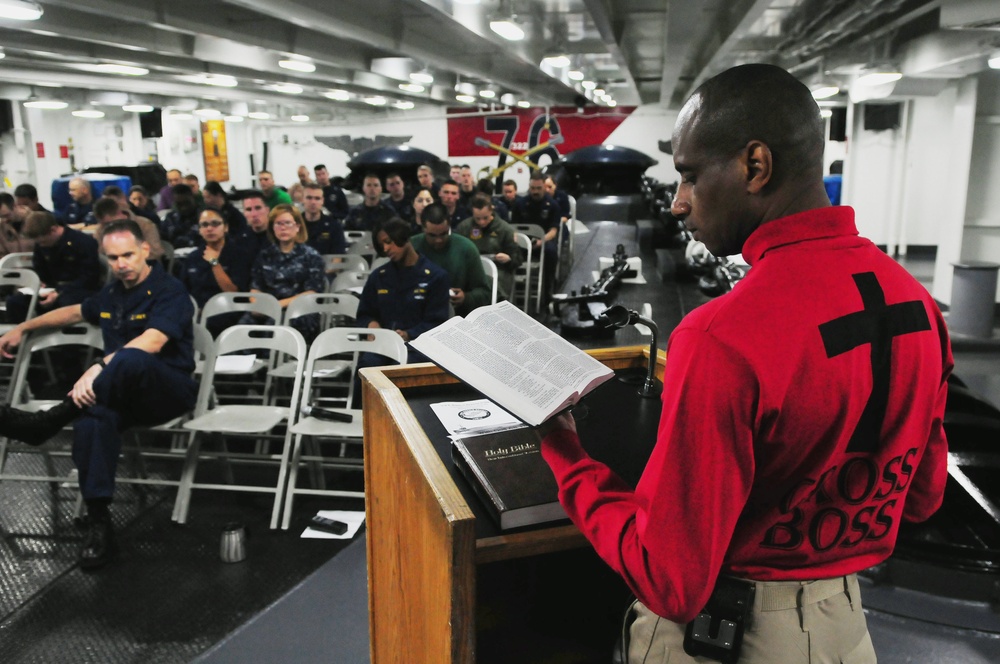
top-left (344, 173), bottom-right (396, 234)
top-left (356, 217), bottom-right (449, 361)
top-left (6, 210), bottom-right (102, 322)
top-left (0, 220), bottom-right (197, 569)
top-left (61, 177), bottom-right (96, 226)
top-left (182, 208), bottom-right (253, 337)
top-left (302, 183), bottom-right (347, 255)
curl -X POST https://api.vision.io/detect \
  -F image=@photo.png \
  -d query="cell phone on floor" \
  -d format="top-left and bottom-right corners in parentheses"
top-left (310, 516), bottom-right (348, 535)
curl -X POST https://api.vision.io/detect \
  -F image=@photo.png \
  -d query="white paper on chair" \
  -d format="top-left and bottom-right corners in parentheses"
top-left (430, 398), bottom-right (525, 439)
top-left (301, 510), bottom-right (366, 539)
top-left (214, 354), bottom-right (257, 374)
top-left (20, 287), bottom-right (55, 296)
top-left (173, 246), bottom-right (198, 258)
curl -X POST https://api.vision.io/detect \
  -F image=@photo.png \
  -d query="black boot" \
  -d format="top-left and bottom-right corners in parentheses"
top-left (0, 399), bottom-right (81, 446)
top-left (79, 515), bottom-right (117, 570)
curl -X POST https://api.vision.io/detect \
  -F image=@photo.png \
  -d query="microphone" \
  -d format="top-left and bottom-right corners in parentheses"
top-left (599, 305), bottom-right (660, 398)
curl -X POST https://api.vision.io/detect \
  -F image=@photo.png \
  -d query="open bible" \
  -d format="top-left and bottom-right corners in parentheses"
top-left (408, 300), bottom-right (614, 426)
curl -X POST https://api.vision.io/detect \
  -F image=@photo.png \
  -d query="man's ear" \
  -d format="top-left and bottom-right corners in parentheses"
top-left (744, 140), bottom-right (772, 194)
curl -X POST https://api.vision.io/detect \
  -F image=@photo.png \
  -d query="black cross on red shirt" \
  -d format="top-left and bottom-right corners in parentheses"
top-left (818, 272), bottom-right (931, 454)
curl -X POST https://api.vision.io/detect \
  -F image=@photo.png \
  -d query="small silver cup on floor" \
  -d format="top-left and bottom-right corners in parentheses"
top-left (220, 522), bottom-right (247, 563)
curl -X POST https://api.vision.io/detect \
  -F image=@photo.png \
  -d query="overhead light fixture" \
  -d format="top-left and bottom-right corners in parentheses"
top-left (247, 111), bottom-right (271, 119)
top-left (72, 108), bottom-right (105, 118)
top-left (194, 74), bottom-right (238, 87)
top-left (581, 80), bottom-right (596, 90)
top-left (811, 86), bottom-right (840, 100)
top-left (567, 70), bottom-right (584, 81)
top-left (856, 67), bottom-right (902, 87)
top-left (23, 99), bottom-right (67, 110)
top-left (989, 52), bottom-right (1000, 69)
top-left (0, 48), bottom-right (5, 60)
top-left (593, 88), bottom-right (605, 96)
top-left (607, 100), bottom-right (617, 107)
top-left (93, 63), bottom-right (149, 76)
top-left (410, 70), bottom-right (434, 84)
top-left (394, 100), bottom-right (415, 110)
top-left (194, 108), bottom-right (222, 117)
top-left (542, 54), bottom-right (571, 68)
top-left (225, 115), bottom-right (244, 122)
top-left (170, 113), bottom-right (194, 120)
top-left (399, 83), bottom-right (425, 93)
top-left (500, 93), bottom-right (517, 106)
top-left (122, 103), bottom-right (154, 113)
top-left (363, 96), bottom-right (387, 106)
top-left (456, 94), bottom-right (476, 104)
top-left (279, 58), bottom-right (316, 73)
top-left (479, 89), bottom-right (496, 99)
top-left (322, 89), bottom-right (350, 101)
top-left (490, 19), bottom-right (525, 41)
top-left (271, 83), bottom-right (303, 94)
top-left (0, 0), bottom-right (43, 21)
top-left (517, 100), bottom-right (530, 108)
top-left (290, 114), bottom-right (309, 122)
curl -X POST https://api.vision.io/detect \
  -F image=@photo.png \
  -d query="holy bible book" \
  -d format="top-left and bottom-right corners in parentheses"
top-left (409, 300), bottom-right (614, 427)
top-left (451, 428), bottom-right (567, 530)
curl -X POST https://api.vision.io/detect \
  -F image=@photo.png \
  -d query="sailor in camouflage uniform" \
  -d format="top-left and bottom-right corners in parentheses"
top-left (244, 204), bottom-right (326, 341)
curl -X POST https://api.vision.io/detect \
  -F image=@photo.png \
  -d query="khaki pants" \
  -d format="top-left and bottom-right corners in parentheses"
top-left (627, 574), bottom-right (877, 663)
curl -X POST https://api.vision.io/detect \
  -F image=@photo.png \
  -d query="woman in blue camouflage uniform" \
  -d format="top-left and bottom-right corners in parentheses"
top-left (245, 204), bottom-right (325, 341)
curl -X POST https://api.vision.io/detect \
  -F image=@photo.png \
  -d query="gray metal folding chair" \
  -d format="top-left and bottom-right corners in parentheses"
top-left (173, 324), bottom-right (308, 528)
top-left (513, 223), bottom-right (547, 313)
top-left (480, 256), bottom-right (499, 305)
top-left (281, 327), bottom-right (407, 529)
top-left (0, 324), bottom-right (103, 486)
top-left (512, 233), bottom-right (533, 313)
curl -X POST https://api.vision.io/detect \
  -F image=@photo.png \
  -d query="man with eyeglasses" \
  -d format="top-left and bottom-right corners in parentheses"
top-left (181, 208), bottom-right (252, 337)
top-left (232, 191), bottom-right (272, 260)
top-left (0, 219), bottom-right (197, 570)
top-left (301, 183), bottom-right (346, 255)
top-left (411, 202), bottom-right (491, 316)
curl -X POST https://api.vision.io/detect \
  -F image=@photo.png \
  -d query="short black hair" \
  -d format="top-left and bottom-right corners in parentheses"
top-left (470, 194), bottom-right (493, 211)
top-left (129, 185), bottom-right (148, 196)
top-left (683, 63), bottom-right (824, 185)
top-left (380, 217), bottom-right (411, 246)
top-left (422, 202), bottom-right (448, 227)
top-left (102, 185), bottom-right (124, 197)
top-left (528, 171), bottom-right (545, 183)
top-left (94, 197), bottom-right (122, 220)
top-left (240, 189), bottom-right (266, 202)
top-left (13, 184), bottom-right (38, 200)
top-left (314, 164), bottom-right (327, 171)
top-left (440, 179), bottom-right (460, 190)
top-left (0, 192), bottom-right (14, 208)
top-left (203, 180), bottom-right (226, 197)
top-left (172, 183), bottom-right (193, 196)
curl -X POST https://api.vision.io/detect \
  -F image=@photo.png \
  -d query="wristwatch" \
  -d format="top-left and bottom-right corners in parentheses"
top-left (208, 258), bottom-right (220, 267)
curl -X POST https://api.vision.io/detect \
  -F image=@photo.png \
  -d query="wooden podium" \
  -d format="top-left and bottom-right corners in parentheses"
top-left (361, 346), bottom-right (666, 663)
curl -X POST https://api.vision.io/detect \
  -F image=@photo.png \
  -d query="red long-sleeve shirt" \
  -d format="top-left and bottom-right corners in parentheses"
top-left (542, 206), bottom-right (951, 623)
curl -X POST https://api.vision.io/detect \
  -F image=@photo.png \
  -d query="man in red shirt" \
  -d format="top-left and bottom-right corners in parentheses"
top-left (541, 64), bottom-right (951, 663)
